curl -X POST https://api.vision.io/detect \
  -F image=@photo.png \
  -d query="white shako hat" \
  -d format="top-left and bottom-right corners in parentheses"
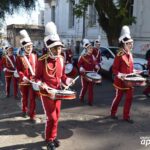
top-left (83, 39), bottom-right (91, 48)
top-left (119, 25), bottom-right (133, 44)
top-left (20, 29), bottom-right (33, 47)
top-left (44, 21), bottom-right (63, 49)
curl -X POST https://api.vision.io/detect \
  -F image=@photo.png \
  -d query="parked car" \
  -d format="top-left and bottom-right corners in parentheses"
top-left (100, 46), bottom-right (148, 79)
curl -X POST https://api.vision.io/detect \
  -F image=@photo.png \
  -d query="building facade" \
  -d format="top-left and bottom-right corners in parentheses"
top-left (38, 0), bottom-right (150, 55)
top-left (7, 24), bottom-right (44, 49)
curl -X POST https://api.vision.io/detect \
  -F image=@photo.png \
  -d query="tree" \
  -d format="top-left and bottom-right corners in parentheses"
top-left (0, 0), bottom-right (36, 20)
top-left (74, 0), bottom-right (136, 46)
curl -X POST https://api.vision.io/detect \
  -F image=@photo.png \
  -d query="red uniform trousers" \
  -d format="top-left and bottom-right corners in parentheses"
top-left (79, 76), bottom-right (93, 104)
top-left (20, 84), bottom-right (37, 119)
top-left (41, 96), bottom-right (61, 142)
top-left (111, 88), bottom-right (133, 120)
top-left (5, 76), bottom-right (18, 97)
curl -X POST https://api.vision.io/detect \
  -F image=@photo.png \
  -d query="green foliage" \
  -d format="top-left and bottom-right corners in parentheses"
top-left (0, 0), bottom-right (36, 19)
top-left (74, 0), bottom-right (93, 18)
top-left (74, 0), bottom-right (136, 45)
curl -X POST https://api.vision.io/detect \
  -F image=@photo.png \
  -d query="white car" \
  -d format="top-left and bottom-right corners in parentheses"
top-left (100, 46), bottom-right (148, 79)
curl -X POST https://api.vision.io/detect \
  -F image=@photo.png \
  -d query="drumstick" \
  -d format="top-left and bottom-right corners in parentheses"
top-left (64, 76), bottom-right (79, 90)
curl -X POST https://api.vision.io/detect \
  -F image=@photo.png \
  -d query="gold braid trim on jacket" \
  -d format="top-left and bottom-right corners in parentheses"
top-left (20, 56), bottom-right (29, 69)
top-left (81, 55), bottom-right (91, 64)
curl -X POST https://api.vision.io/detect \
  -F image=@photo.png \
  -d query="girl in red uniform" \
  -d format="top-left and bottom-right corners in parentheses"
top-left (35, 22), bottom-right (74, 150)
top-left (78, 39), bottom-right (100, 106)
top-left (110, 26), bottom-right (134, 123)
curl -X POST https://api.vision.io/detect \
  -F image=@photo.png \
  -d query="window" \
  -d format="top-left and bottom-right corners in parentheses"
top-left (128, 0), bottom-right (134, 17)
top-left (51, 6), bottom-right (55, 22)
top-left (89, 4), bottom-right (97, 27)
top-left (68, 0), bottom-right (75, 28)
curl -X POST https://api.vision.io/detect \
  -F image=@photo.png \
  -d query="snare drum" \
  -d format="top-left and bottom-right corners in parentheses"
top-left (46, 88), bottom-right (76, 100)
top-left (65, 63), bottom-right (78, 78)
top-left (84, 72), bottom-right (102, 83)
top-left (124, 74), bottom-right (146, 87)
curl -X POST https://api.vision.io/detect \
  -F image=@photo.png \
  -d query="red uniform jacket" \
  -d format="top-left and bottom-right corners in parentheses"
top-left (64, 48), bottom-right (73, 63)
top-left (78, 53), bottom-right (98, 73)
top-left (35, 56), bottom-right (67, 96)
top-left (2, 55), bottom-right (16, 77)
top-left (113, 49), bottom-right (134, 90)
top-left (16, 53), bottom-right (37, 84)
top-left (92, 47), bottom-right (101, 63)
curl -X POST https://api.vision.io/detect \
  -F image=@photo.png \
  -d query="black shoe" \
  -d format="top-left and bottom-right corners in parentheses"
top-left (110, 115), bottom-right (118, 120)
top-left (28, 118), bottom-right (36, 124)
top-left (143, 92), bottom-right (150, 97)
top-left (47, 141), bottom-right (56, 150)
top-left (14, 96), bottom-right (20, 100)
top-left (22, 112), bottom-right (27, 118)
top-left (54, 138), bottom-right (60, 147)
top-left (88, 103), bottom-right (93, 106)
top-left (124, 119), bottom-right (134, 124)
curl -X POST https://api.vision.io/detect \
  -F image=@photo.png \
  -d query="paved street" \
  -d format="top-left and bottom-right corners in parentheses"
top-left (0, 75), bottom-right (150, 150)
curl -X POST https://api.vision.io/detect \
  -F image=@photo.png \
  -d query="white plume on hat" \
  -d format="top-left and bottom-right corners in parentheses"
top-left (20, 29), bottom-right (32, 47)
top-left (83, 39), bottom-right (91, 48)
top-left (119, 25), bottom-right (133, 43)
top-left (44, 21), bottom-right (62, 48)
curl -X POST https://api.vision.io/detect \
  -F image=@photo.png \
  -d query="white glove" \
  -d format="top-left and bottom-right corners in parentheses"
top-left (3, 68), bottom-right (7, 72)
top-left (95, 65), bottom-right (100, 70)
top-left (80, 67), bottom-right (85, 73)
top-left (37, 81), bottom-right (42, 86)
top-left (23, 76), bottom-right (28, 82)
top-left (117, 72), bottom-right (126, 80)
top-left (66, 77), bottom-right (74, 85)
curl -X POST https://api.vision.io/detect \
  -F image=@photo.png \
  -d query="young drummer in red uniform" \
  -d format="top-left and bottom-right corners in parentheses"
top-left (16, 30), bottom-right (38, 121)
top-left (110, 26), bottom-right (134, 123)
top-left (2, 46), bottom-right (19, 98)
top-left (78, 39), bottom-right (100, 106)
top-left (35, 22), bottom-right (74, 150)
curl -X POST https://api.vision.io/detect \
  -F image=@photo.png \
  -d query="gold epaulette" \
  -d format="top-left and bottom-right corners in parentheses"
top-left (117, 50), bottom-right (125, 56)
top-left (38, 54), bottom-right (48, 61)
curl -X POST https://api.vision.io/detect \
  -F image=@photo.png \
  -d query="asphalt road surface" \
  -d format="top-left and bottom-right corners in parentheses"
top-left (0, 74), bottom-right (150, 150)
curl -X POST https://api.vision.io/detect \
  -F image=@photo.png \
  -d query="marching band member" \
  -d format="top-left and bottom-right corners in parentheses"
top-left (16, 30), bottom-right (38, 122)
top-left (62, 39), bottom-right (73, 64)
top-left (78, 39), bottom-right (100, 106)
top-left (110, 26), bottom-right (134, 123)
top-left (2, 46), bottom-right (19, 99)
top-left (93, 39), bottom-right (101, 64)
top-left (35, 22), bottom-right (74, 150)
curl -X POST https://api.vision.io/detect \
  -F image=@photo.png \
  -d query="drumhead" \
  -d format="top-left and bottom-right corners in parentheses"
top-left (57, 90), bottom-right (75, 95)
top-left (124, 77), bottom-right (146, 82)
top-left (65, 63), bottom-right (73, 74)
top-left (86, 72), bottom-right (101, 80)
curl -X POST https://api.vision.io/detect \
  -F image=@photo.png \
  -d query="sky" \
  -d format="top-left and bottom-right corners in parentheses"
top-left (5, 0), bottom-right (45, 25)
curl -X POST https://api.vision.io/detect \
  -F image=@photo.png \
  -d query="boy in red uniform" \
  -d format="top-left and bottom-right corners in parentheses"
top-left (78, 39), bottom-right (100, 106)
top-left (35, 22), bottom-right (74, 150)
top-left (16, 30), bottom-right (38, 121)
top-left (110, 26), bottom-right (134, 123)
top-left (93, 39), bottom-right (101, 64)
top-left (2, 46), bottom-right (19, 98)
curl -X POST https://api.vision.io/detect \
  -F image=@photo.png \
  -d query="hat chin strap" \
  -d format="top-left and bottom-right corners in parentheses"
top-left (48, 49), bottom-right (58, 59)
